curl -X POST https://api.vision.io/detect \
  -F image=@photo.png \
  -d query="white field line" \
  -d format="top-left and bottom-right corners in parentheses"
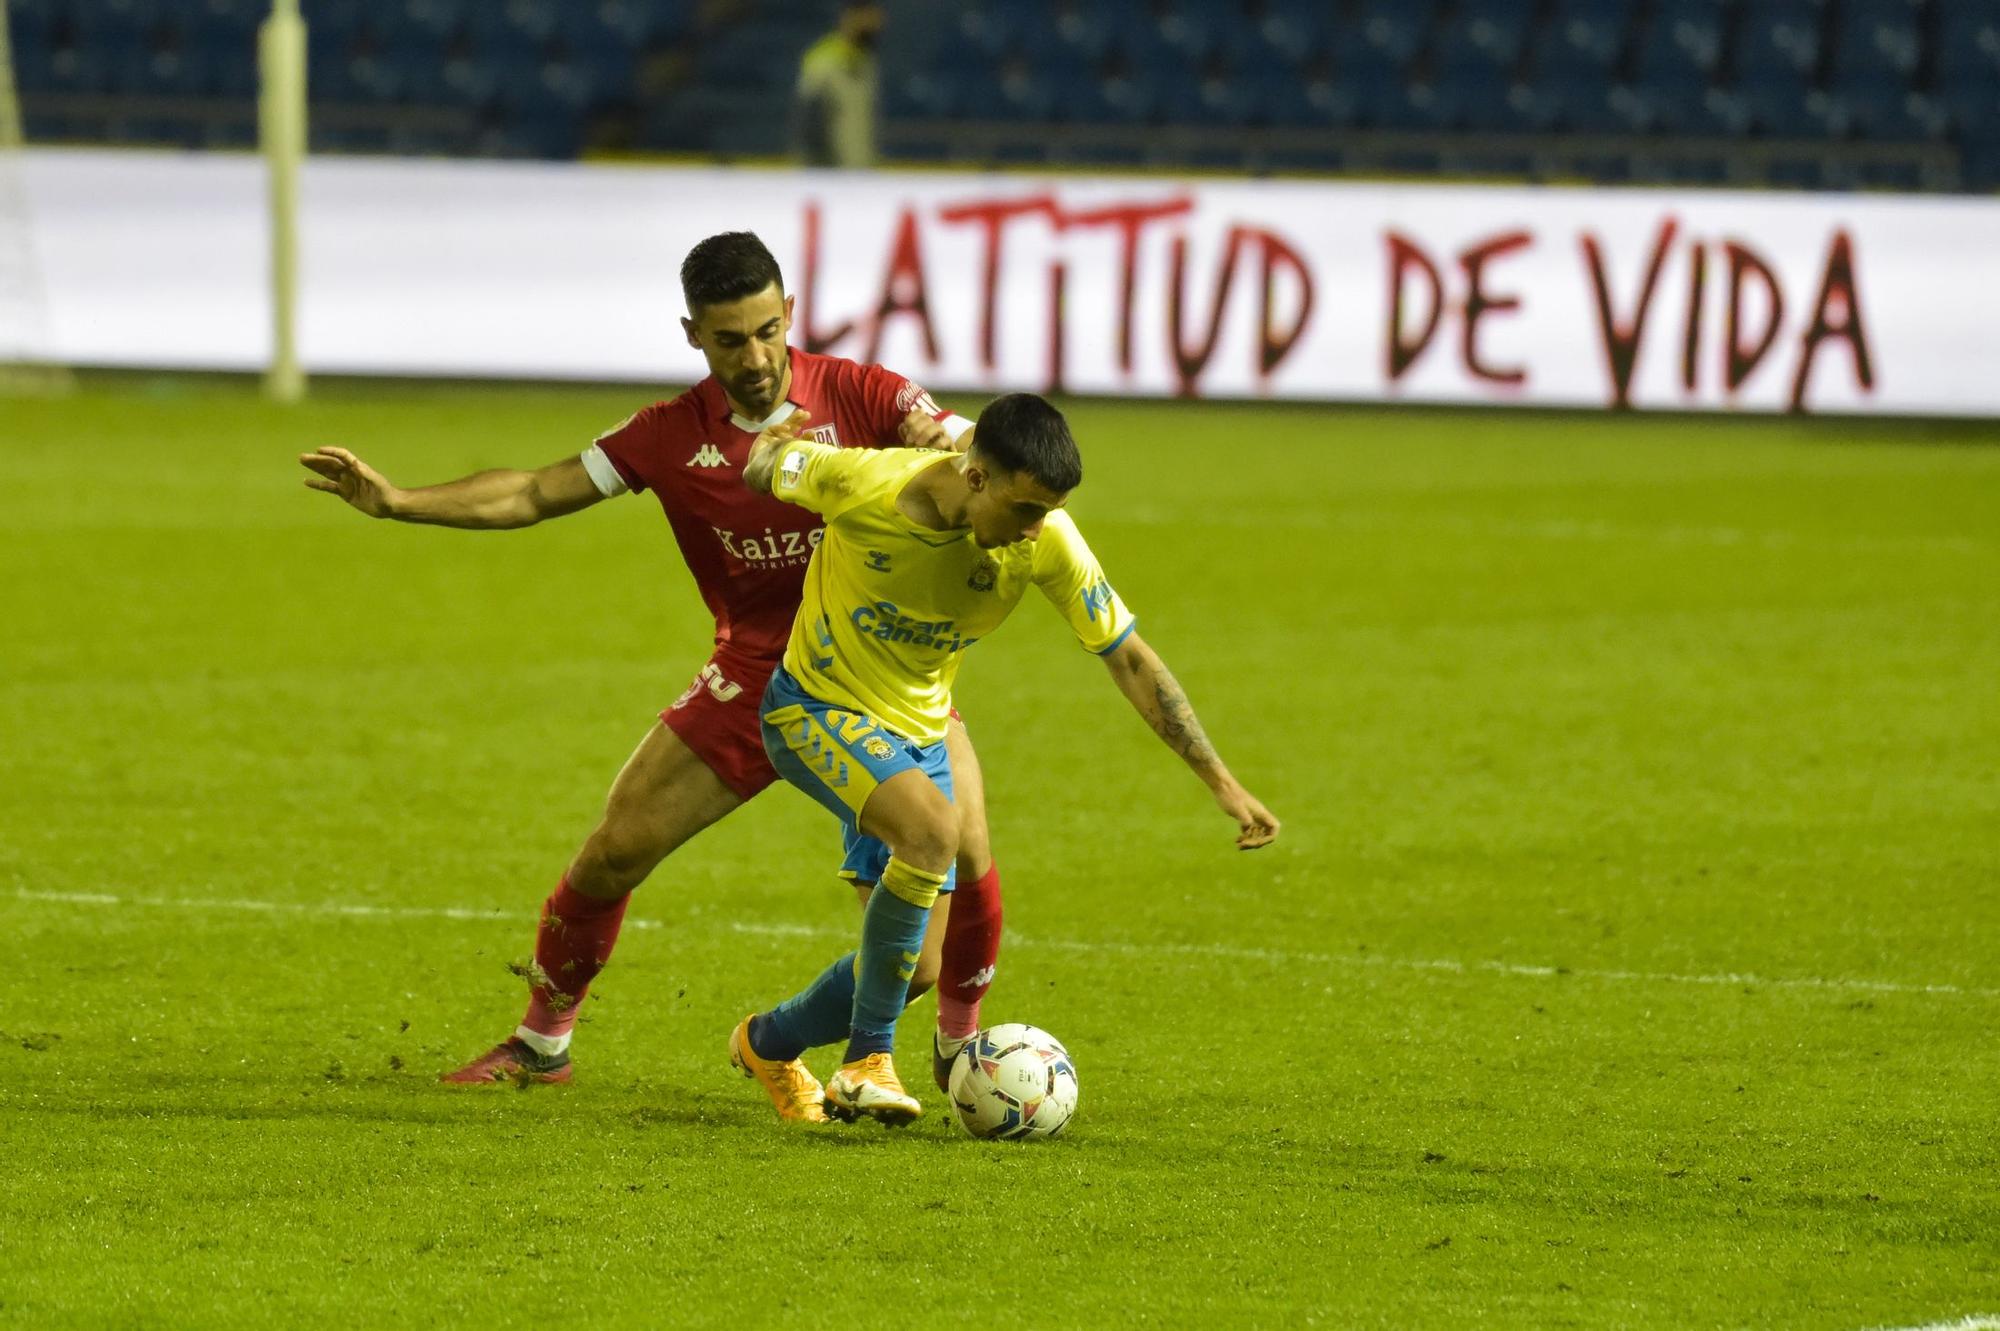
top-left (1863, 1318), bottom-right (2000, 1331)
top-left (12, 887), bottom-right (1998, 1001)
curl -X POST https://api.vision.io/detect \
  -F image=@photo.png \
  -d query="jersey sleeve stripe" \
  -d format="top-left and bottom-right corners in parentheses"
top-left (580, 443), bottom-right (634, 497)
top-left (1094, 620), bottom-right (1139, 656)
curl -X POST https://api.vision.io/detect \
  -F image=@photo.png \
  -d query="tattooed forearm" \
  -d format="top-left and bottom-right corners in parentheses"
top-left (1104, 635), bottom-right (1234, 785)
top-left (1150, 666), bottom-right (1219, 769)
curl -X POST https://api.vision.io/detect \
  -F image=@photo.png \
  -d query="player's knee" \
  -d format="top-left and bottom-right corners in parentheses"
top-left (579, 817), bottom-right (666, 893)
top-left (954, 817), bottom-right (992, 880)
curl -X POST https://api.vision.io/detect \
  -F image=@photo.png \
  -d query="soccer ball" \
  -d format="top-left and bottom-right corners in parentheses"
top-left (946, 1023), bottom-right (1078, 1141)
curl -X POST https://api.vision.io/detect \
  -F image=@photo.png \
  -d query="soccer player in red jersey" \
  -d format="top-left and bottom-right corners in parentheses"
top-left (300, 233), bottom-right (1004, 1105)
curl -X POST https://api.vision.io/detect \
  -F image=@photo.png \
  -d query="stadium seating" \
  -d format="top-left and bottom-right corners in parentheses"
top-left (5, 0), bottom-right (1990, 191)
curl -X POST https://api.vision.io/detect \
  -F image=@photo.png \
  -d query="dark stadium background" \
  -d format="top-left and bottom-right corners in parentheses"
top-left (10, 0), bottom-right (1994, 190)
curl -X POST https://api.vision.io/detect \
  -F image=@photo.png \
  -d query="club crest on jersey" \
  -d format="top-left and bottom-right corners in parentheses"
top-left (687, 443), bottom-right (728, 468)
top-left (806, 424), bottom-right (841, 446)
top-left (967, 559), bottom-right (997, 593)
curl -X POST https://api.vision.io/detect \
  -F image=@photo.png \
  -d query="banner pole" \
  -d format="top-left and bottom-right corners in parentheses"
top-left (260, 0), bottom-right (307, 403)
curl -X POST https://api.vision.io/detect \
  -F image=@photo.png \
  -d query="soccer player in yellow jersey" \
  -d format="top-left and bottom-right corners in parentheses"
top-left (728, 392), bottom-right (1280, 1124)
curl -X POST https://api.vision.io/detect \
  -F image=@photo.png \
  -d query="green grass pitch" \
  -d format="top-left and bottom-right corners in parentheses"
top-left (2, 378), bottom-right (1996, 1329)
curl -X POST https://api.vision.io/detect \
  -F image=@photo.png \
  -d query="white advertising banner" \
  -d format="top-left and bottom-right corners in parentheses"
top-left (17, 148), bottom-right (2000, 416)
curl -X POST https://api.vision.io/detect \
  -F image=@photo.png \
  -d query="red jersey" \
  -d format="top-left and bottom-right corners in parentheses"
top-left (591, 348), bottom-right (954, 662)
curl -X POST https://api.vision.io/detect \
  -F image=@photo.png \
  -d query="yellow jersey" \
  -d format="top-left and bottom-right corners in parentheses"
top-left (770, 442), bottom-right (1137, 744)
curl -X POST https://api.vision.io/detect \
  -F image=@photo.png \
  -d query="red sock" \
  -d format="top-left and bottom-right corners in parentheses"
top-left (520, 878), bottom-right (630, 1040)
top-left (937, 862), bottom-right (1002, 1039)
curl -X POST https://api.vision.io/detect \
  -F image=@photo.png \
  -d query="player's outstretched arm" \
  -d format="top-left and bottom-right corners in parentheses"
top-left (299, 448), bottom-right (604, 529)
top-left (1101, 632), bottom-right (1281, 850)
top-left (742, 408), bottom-right (811, 494)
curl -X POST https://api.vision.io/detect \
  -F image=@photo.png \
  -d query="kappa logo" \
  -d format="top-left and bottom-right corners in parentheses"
top-left (957, 964), bottom-right (996, 989)
top-left (687, 443), bottom-right (729, 468)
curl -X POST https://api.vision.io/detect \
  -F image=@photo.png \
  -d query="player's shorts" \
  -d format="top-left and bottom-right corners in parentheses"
top-left (660, 648), bottom-right (781, 801)
top-left (760, 665), bottom-right (958, 893)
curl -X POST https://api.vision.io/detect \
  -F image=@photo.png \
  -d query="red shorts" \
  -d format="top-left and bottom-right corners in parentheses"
top-left (661, 650), bottom-right (782, 801)
top-left (662, 649), bottom-right (967, 803)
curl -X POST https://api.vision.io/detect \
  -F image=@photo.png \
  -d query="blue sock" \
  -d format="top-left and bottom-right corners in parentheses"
top-left (844, 858), bottom-right (945, 1062)
top-left (750, 952), bottom-right (856, 1061)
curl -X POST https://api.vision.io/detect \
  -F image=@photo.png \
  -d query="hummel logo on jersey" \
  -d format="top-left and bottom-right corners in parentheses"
top-left (866, 550), bottom-right (892, 572)
top-left (687, 444), bottom-right (729, 468)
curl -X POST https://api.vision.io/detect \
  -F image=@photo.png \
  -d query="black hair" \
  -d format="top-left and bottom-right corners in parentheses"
top-left (971, 393), bottom-right (1083, 493)
top-left (680, 232), bottom-right (785, 312)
